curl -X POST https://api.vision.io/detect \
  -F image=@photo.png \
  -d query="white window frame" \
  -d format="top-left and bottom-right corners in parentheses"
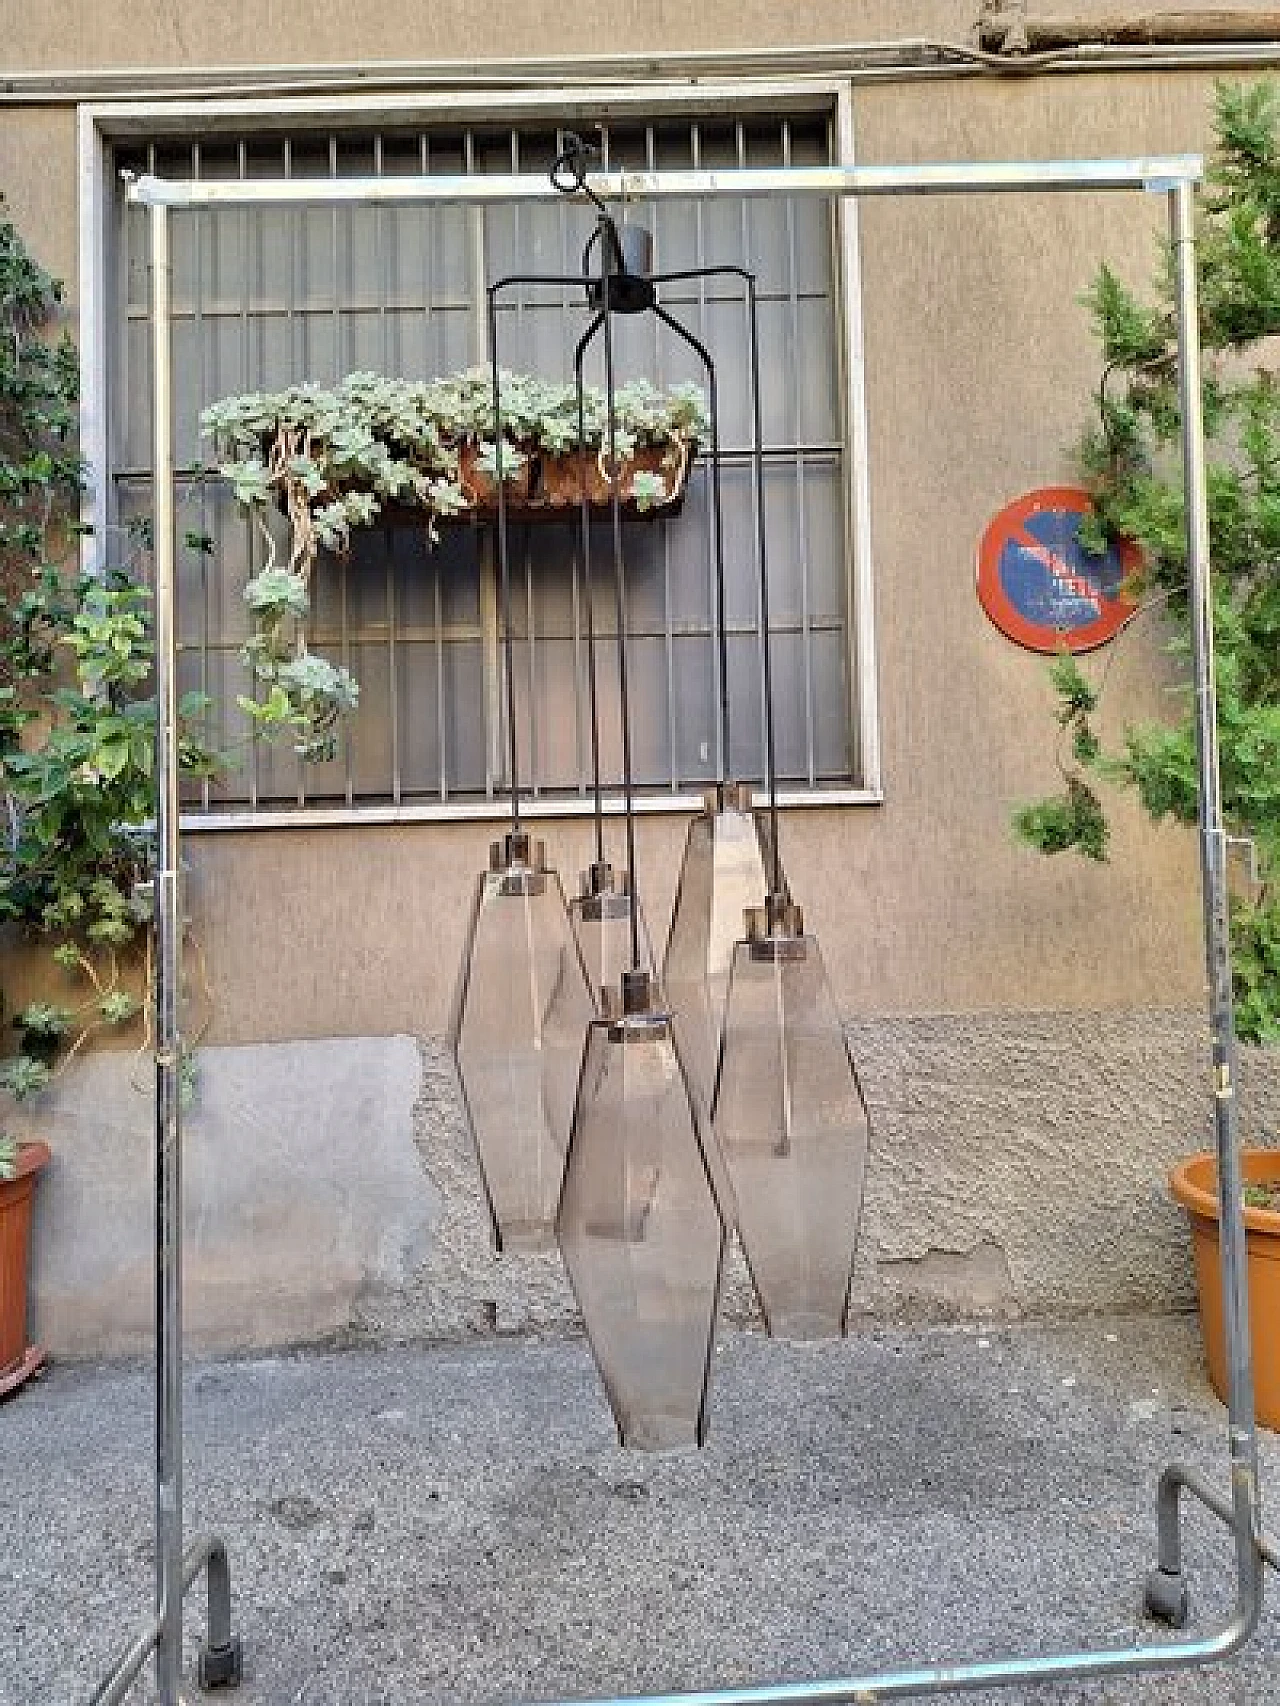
top-left (77, 78), bottom-right (882, 828)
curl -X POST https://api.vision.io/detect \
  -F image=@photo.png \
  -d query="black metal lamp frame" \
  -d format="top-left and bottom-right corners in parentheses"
top-left (485, 138), bottom-right (786, 976)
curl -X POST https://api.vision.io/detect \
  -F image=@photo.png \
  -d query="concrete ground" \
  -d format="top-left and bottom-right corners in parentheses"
top-left (5, 1315), bottom-right (1279, 1706)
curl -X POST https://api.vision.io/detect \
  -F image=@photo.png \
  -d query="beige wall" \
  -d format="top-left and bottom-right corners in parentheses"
top-left (0, 26), bottom-right (1252, 1040)
top-left (0, 6), bottom-right (1015, 74)
top-left (7, 1), bottom-right (1280, 72)
top-left (9, 7), bottom-right (1280, 1349)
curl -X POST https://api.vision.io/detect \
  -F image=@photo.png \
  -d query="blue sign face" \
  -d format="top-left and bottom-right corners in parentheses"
top-left (977, 488), bottom-right (1139, 655)
top-left (998, 508), bottom-right (1127, 630)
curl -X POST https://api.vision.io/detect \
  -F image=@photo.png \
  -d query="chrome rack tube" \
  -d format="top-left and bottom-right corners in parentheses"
top-left (125, 155), bottom-right (1204, 211)
top-left (87, 196), bottom-right (241, 1706)
top-left (1150, 179), bottom-right (1266, 1619)
top-left (151, 195), bottom-right (184, 1706)
top-left (1154, 1463), bottom-right (1280, 1595)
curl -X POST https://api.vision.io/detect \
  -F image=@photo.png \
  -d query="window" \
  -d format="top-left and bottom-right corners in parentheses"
top-left (103, 93), bottom-right (873, 818)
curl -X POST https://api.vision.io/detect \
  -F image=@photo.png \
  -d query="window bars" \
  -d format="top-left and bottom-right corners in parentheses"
top-left (111, 115), bottom-right (855, 815)
top-left (97, 151), bottom-right (1280, 1706)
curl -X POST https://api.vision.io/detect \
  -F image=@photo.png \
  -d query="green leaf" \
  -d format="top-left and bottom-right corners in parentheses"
top-left (99, 990), bottom-right (140, 1025)
top-left (16, 1001), bottom-right (71, 1039)
top-left (1048, 653), bottom-right (1099, 722)
top-left (0, 1056), bottom-right (51, 1100)
top-left (1013, 779), bottom-right (1109, 862)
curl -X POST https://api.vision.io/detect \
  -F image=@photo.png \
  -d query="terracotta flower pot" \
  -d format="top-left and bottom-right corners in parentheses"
top-left (0, 1139), bottom-right (49, 1397)
top-left (1170, 1148), bottom-right (1280, 1429)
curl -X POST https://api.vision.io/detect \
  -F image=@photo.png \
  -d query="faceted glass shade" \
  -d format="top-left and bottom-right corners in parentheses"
top-left (662, 785), bottom-right (781, 1121)
top-left (662, 786), bottom-right (783, 1224)
top-left (558, 992), bottom-right (726, 1449)
top-left (452, 835), bottom-right (594, 1253)
top-left (569, 863), bottom-right (656, 1012)
top-left (713, 918), bottom-right (869, 1339)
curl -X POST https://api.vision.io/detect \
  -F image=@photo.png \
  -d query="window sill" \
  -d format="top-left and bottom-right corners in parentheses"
top-left (180, 786), bottom-right (884, 831)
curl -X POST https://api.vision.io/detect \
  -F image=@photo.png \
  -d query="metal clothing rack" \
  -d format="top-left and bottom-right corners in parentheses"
top-left (93, 151), bottom-right (1276, 1706)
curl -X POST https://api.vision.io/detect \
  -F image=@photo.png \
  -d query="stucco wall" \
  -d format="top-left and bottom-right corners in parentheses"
top-left (8, 2), bottom-right (1280, 74)
top-left (5, 6), bottom-right (1280, 1350)
top-left (19, 1013), bottom-right (1280, 1356)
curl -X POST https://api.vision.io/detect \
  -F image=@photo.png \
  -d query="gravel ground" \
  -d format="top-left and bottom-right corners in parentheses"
top-left (4, 1315), bottom-right (1278, 1706)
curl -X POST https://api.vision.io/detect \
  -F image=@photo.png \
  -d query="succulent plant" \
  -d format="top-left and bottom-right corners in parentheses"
top-left (202, 367), bottom-right (708, 765)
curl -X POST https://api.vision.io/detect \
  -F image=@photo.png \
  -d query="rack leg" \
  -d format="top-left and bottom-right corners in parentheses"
top-left (1145, 1462), bottom-right (1280, 1628)
top-left (87, 1534), bottom-right (242, 1706)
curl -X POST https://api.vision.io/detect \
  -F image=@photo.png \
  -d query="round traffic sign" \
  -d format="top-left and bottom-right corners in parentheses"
top-left (977, 486), bottom-right (1140, 654)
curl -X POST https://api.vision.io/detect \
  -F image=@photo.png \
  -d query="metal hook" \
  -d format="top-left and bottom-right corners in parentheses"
top-left (551, 130), bottom-right (611, 221)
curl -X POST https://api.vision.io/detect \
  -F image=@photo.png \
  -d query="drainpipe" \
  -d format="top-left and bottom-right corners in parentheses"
top-left (977, 3), bottom-right (1280, 53)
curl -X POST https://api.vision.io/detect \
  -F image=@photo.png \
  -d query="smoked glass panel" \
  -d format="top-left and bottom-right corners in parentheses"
top-left (558, 1009), bottom-right (725, 1448)
top-left (714, 930), bottom-right (869, 1338)
top-left (453, 839), bottom-right (593, 1251)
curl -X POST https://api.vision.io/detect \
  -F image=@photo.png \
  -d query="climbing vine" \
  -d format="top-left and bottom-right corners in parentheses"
top-left (1014, 82), bottom-right (1280, 1043)
top-left (0, 202), bottom-right (220, 1104)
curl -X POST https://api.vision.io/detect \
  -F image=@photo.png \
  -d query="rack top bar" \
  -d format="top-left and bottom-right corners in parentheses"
top-left (125, 155), bottom-right (1203, 207)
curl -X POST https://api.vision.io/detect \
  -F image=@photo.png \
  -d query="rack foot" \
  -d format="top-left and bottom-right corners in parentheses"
top-left (198, 1634), bottom-right (243, 1690)
top-left (1144, 1566), bottom-right (1190, 1627)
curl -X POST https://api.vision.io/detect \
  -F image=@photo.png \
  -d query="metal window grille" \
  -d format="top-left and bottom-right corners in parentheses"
top-left (111, 112), bottom-right (856, 814)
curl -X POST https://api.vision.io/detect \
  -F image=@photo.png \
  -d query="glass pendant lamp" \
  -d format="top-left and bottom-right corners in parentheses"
top-left (452, 831), bottom-right (594, 1251)
top-left (660, 266), bottom-right (784, 1220)
top-left (558, 968), bottom-right (725, 1448)
top-left (450, 298), bottom-right (592, 1253)
top-left (713, 894), bottom-right (870, 1338)
top-left (709, 271), bottom-right (871, 1337)
top-left (556, 188), bottom-right (725, 1447)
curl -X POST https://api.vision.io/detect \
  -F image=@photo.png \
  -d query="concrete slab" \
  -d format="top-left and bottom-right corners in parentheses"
top-left (22, 1036), bottom-right (435, 1354)
top-left (4, 1314), bottom-right (1279, 1706)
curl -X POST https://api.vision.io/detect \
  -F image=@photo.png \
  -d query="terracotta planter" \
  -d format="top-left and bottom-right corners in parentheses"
top-left (459, 439), bottom-right (690, 523)
top-left (282, 440), bottom-right (692, 534)
top-left (0, 1140), bottom-right (49, 1397)
top-left (1170, 1148), bottom-right (1280, 1429)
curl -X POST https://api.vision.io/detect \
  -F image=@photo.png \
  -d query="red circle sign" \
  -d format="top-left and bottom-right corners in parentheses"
top-left (977, 486), bottom-right (1140, 654)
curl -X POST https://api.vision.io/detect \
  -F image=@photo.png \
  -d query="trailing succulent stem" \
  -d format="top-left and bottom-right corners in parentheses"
top-left (0, 203), bottom-right (222, 1104)
top-left (203, 368), bottom-right (709, 762)
top-left (1014, 81), bottom-right (1280, 1043)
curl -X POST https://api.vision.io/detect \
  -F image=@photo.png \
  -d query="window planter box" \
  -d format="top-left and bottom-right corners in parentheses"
top-left (308, 439), bottom-right (691, 534)
top-left (455, 439), bottom-right (690, 525)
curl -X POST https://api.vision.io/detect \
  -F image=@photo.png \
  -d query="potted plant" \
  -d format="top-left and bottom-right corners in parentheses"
top-left (1170, 1154), bottom-right (1280, 1426)
top-left (1013, 82), bottom-right (1280, 1416)
top-left (201, 368), bottom-right (709, 762)
top-left (0, 1132), bottom-right (49, 1395)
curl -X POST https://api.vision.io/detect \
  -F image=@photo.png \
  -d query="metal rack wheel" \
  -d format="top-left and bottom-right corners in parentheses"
top-left (1144, 1566), bottom-right (1191, 1628)
top-left (198, 1634), bottom-right (244, 1690)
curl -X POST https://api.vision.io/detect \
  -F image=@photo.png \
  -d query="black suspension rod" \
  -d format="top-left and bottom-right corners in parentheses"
top-left (574, 311), bottom-right (607, 869)
top-left (486, 288), bottom-right (522, 837)
top-left (651, 303), bottom-right (729, 788)
top-left (600, 276), bottom-right (642, 972)
top-left (743, 269), bottom-right (782, 894)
